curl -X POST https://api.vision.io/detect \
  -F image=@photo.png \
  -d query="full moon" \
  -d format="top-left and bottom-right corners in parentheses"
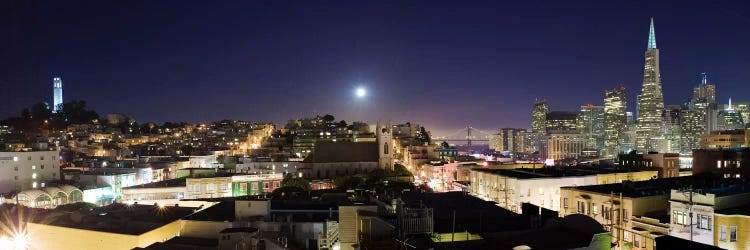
top-left (355, 87), bottom-right (367, 98)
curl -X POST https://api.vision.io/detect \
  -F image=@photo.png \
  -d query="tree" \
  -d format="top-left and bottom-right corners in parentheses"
top-left (419, 127), bottom-right (432, 144)
top-left (366, 169), bottom-right (388, 185)
top-left (54, 100), bottom-right (99, 124)
top-left (30, 102), bottom-right (51, 121)
top-left (281, 176), bottom-right (311, 192)
top-left (20, 108), bottom-right (30, 119)
top-left (337, 120), bottom-right (348, 128)
top-left (322, 114), bottom-right (335, 124)
top-left (393, 164), bottom-right (413, 177)
top-left (334, 176), bottom-right (363, 190)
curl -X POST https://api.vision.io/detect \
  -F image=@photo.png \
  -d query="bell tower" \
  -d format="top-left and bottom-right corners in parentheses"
top-left (377, 122), bottom-right (394, 170)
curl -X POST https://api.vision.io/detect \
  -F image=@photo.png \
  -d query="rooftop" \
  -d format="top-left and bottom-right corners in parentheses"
top-left (401, 191), bottom-right (530, 233)
top-left (219, 227), bottom-right (258, 234)
top-left (715, 202), bottom-right (750, 216)
top-left (473, 166), bottom-right (660, 179)
top-left (134, 237), bottom-right (217, 250)
top-left (29, 203), bottom-right (196, 235)
top-left (566, 175), bottom-right (745, 198)
top-left (123, 178), bottom-right (187, 189)
top-left (303, 141), bottom-right (378, 163)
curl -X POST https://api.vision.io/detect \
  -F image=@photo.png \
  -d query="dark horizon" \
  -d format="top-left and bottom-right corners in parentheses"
top-left (2, 0), bottom-right (749, 134)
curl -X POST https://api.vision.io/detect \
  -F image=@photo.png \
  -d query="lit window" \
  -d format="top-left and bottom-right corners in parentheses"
top-left (32, 182), bottom-right (37, 188)
top-left (32, 165), bottom-right (36, 170)
top-left (673, 211), bottom-right (688, 225)
top-left (12, 157), bottom-right (18, 162)
top-left (32, 173), bottom-right (37, 179)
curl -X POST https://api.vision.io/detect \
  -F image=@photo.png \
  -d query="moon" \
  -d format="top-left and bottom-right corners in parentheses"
top-left (355, 87), bottom-right (367, 98)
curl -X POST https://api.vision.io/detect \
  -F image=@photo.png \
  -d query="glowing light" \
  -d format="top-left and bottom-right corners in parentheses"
top-left (355, 87), bottom-right (367, 98)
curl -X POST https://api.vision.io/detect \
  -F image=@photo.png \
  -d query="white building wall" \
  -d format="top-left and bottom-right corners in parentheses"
top-left (0, 151), bottom-right (60, 193)
top-left (514, 175), bottom-right (597, 211)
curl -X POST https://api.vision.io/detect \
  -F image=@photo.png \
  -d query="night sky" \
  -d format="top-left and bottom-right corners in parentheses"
top-left (2, 0), bottom-right (749, 136)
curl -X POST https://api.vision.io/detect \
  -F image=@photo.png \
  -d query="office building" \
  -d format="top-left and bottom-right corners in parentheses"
top-left (605, 87), bottom-right (627, 158)
top-left (717, 98), bottom-right (745, 131)
top-left (636, 18), bottom-right (665, 152)
top-left (0, 150), bottom-right (61, 193)
top-left (700, 129), bottom-right (747, 149)
top-left (492, 128), bottom-right (527, 154)
top-left (546, 111), bottom-right (579, 133)
top-left (532, 99), bottom-right (550, 133)
top-left (544, 132), bottom-right (585, 161)
top-left (578, 104), bottom-right (606, 152)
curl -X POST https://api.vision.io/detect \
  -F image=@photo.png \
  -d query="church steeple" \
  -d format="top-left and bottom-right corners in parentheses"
top-left (647, 18), bottom-right (657, 50)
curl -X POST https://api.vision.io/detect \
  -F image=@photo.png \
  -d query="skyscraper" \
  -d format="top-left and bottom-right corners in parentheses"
top-left (577, 104), bottom-right (605, 151)
top-left (492, 128), bottom-right (527, 154)
top-left (604, 87), bottom-right (627, 157)
top-left (529, 99), bottom-right (550, 154)
top-left (717, 98), bottom-right (745, 131)
top-left (636, 18), bottom-right (665, 152)
top-left (683, 73), bottom-right (717, 152)
top-left (693, 73), bottom-right (716, 105)
top-left (53, 77), bottom-right (63, 113)
top-left (531, 99), bottom-right (549, 134)
top-left (660, 104), bottom-right (684, 153)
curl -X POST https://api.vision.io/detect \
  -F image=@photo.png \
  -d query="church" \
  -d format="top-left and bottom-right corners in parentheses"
top-left (299, 123), bottom-right (394, 179)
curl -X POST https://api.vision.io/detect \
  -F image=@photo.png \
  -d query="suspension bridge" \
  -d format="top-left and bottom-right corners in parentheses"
top-left (432, 127), bottom-right (496, 146)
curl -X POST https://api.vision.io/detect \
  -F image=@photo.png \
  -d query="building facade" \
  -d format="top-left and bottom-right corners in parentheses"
top-left (636, 19), bottom-right (665, 153)
top-left (53, 77), bottom-right (63, 112)
top-left (578, 105), bottom-right (606, 153)
top-left (0, 150), bottom-right (61, 193)
top-left (605, 87), bottom-right (627, 158)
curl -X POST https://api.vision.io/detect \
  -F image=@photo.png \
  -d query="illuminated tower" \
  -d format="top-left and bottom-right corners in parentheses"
top-left (53, 77), bottom-right (63, 113)
top-left (531, 99), bottom-right (549, 134)
top-left (377, 122), bottom-right (393, 170)
top-left (604, 87), bottom-right (627, 157)
top-left (635, 18), bottom-right (665, 152)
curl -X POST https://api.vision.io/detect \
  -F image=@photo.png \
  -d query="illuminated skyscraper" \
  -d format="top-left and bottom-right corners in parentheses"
top-left (693, 73), bottom-right (716, 105)
top-left (717, 98), bottom-right (745, 131)
top-left (604, 87), bottom-right (627, 157)
top-left (683, 73), bottom-right (717, 152)
top-left (53, 77), bottom-right (63, 113)
top-left (577, 104), bottom-right (605, 151)
top-left (660, 104), bottom-right (684, 153)
top-left (531, 99), bottom-right (549, 133)
top-left (529, 99), bottom-right (550, 154)
top-left (636, 18), bottom-right (665, 152)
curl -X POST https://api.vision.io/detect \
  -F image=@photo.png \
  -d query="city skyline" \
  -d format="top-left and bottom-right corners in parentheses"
top-left (2, 1), bottom-right (750, 134)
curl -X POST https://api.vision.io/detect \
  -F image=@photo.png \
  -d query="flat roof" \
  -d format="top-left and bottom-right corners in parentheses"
top-left (134, 237), bottom-right (217, 250)
top-left (30, 203), bottom-right (196, 235)
top-left (715, 203), bottom-right (750, 216)
top-left (473, 166), bottom-right (659, 179)
top-left (401, 191), bottom-right (530, 233)
top-left (123, 178), bottom-right (187, 189)
top-left (219, 227), bottom-right (258, 234)
top-left (565, 175), bottom-right (745, 198)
